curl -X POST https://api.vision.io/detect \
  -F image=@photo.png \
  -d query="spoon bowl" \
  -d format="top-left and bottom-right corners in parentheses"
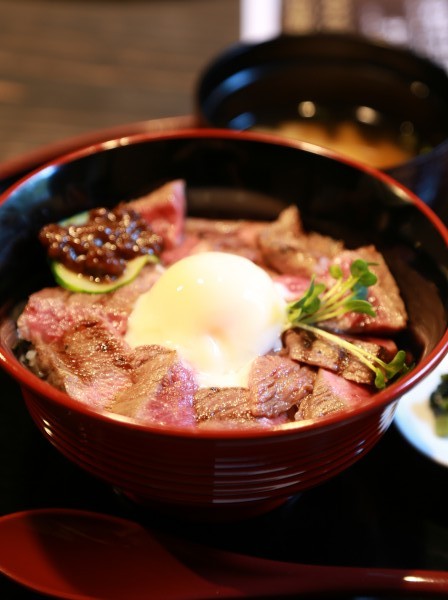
top-left (1, 508), bottom-right (447, 599)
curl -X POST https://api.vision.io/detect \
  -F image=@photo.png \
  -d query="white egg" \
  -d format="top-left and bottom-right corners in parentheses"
top-left (125, 252), bottom-right (286, 387)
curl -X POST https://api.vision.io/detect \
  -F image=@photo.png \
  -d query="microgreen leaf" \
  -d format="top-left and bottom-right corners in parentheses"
top-left (383, 350), bottom-right (409, 379)
top-left (286, 277), bottom-right (325, 322)
top-left (287, 259), bottom-right (377, 327)
top-left (284, 259), bottom-right (410, 389)
top-left (350, 259), bottom-right (378, 287)
top-left (374, 370), bottom-right (386, 389)
top-left (329, 264), bottom-right (343, 279)
top-left (291, 322), bottom-right (409, 389)
top-left (343, 299), bottom-right (376, 316)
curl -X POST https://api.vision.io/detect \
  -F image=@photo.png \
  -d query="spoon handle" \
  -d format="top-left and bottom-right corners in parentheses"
top-left (1, 509), bottom-right (446, 599)
top-left (244, 560), bottom-right (448, 597)
top-left (179, 543), bottom-right (448, 598)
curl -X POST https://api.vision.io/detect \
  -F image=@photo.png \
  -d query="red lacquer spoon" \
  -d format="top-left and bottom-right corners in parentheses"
top-left (0, 509), bottom-right (447, 599)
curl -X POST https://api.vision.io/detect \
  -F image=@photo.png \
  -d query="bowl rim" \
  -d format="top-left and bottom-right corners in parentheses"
top-left (197, 31), bottom-right (448, 85)
top-left (1, 127), bottom-right (447, 440)
top-left (196, 32), bottom-right (448, 131)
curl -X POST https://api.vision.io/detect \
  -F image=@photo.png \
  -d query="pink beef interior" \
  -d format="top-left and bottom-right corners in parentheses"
top-left (16, 180), bottom-right (409, 429)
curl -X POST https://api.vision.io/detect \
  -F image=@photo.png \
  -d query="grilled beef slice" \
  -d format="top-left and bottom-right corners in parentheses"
top-left (109, 345), bottom-right (197, 427)
top-left (162, 217), bottom-right (268, 267)
top-left (257, 206), bottom-right (345, 277)
top-left (29, 320), bottom-right (135, 409)
top-left (248, 354), bottom-right (315, 417)
top-left (124, 179), bottom-right (186, 251)
top-left (320, 246), bottom-right (408, 334)
top-left (17, 188), bottom-right (409, 428)
top-left (194, 354), bottom-right (315, 428)
top-left (296, 368), bottom-right (374, 420)
top-left (283, 328), bottom-right (398, 386)
top-left (181, 218), bottom-right (266, 265)
top-left (17, 263), bottom-right (161, 344)
top-left (194, 385), bottom-right (291, 429)
top-left (27, 316), bottom-right (197, 425)
top-left (257, 208), bottom-right (407, 335)
top-left (194, 387), bottom-right (253, 424)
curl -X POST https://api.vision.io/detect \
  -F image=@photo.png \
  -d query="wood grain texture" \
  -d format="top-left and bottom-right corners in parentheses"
top-left (0, 0), bottom-right (239, 162)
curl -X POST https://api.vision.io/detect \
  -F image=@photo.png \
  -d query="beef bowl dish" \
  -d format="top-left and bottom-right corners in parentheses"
top-left (0, 129), bottom-right (447, 521)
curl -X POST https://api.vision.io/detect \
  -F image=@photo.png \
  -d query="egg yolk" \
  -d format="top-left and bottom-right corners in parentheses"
top-left (125, 252), bottom-right (286, 387)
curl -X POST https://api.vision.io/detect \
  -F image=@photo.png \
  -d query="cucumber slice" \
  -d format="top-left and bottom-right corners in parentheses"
top-left (51, 255), bottom-right (151, 293)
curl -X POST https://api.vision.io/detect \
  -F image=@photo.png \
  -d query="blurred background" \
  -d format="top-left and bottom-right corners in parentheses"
top-left (1, 0), bottom-right (448, 165)
top-left (0, 0), bottom-right (239, 163)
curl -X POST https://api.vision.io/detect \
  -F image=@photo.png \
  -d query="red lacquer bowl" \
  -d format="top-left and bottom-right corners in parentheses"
top-left (0, 129), bottom-right (447, 521)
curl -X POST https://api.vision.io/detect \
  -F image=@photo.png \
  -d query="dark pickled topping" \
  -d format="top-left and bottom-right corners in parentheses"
top-left (430, 373), bottom-right (448, 436)
top-left (39, 206), bottom-right (163, 282)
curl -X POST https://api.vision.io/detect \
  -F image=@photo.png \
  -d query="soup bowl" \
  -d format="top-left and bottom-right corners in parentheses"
top-left (0, 129), bottom-right (447, 521)
top-left (196, 33), bottom-right (448, 223)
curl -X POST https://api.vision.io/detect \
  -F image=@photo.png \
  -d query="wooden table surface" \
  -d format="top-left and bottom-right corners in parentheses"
top-left (0, 0), bottom-right (239, 166)
top-left (2, 0), bottom-right (448, 178)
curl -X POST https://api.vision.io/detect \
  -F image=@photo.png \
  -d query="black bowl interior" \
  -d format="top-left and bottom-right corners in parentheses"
top-left (0, 133), bottom-right (447, 362)
top-left (196, 33), bottom-right (448, 154)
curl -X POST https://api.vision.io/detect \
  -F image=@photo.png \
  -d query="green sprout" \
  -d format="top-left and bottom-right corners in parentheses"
top-left (287, 259), bottom-right (377, 325)
top-left (285, 259), bottom-right (410, 389)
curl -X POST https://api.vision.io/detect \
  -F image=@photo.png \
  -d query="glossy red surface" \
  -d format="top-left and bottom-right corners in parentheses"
top-left (1, 508), bottom-right (448, 599)
top-left (0, 116), bottom-right (197, 188)
top-left (0, 129), bottom-right (447, 521)
top-left (19, 385), bottom-right (394, 519)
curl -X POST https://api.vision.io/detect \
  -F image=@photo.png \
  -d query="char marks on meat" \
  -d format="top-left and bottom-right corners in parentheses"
top-left (110, 345), bottom-right (197, 427)
top-left (248, 354), bottom-right (315, 417)
top-left (296, 368), bottom-right (374, 420)
top-left (29, 317), bottom-right (197, 426)
top-left (194, 387), bottom-right (253, 425)
top-left (283, 328), bottom-right (397, 386)
top-left (30, 320), bottom-right (135, 409)
top-left (17, 181), bottom-right (410, 429)
top-left (194, 354), bottom-right (315, 427)
top-left (258, 206), bottom-right (344, 277)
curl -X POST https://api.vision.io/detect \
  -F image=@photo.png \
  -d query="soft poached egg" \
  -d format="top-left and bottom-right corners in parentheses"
top-left (125, 251), bottom-right (286, 387)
